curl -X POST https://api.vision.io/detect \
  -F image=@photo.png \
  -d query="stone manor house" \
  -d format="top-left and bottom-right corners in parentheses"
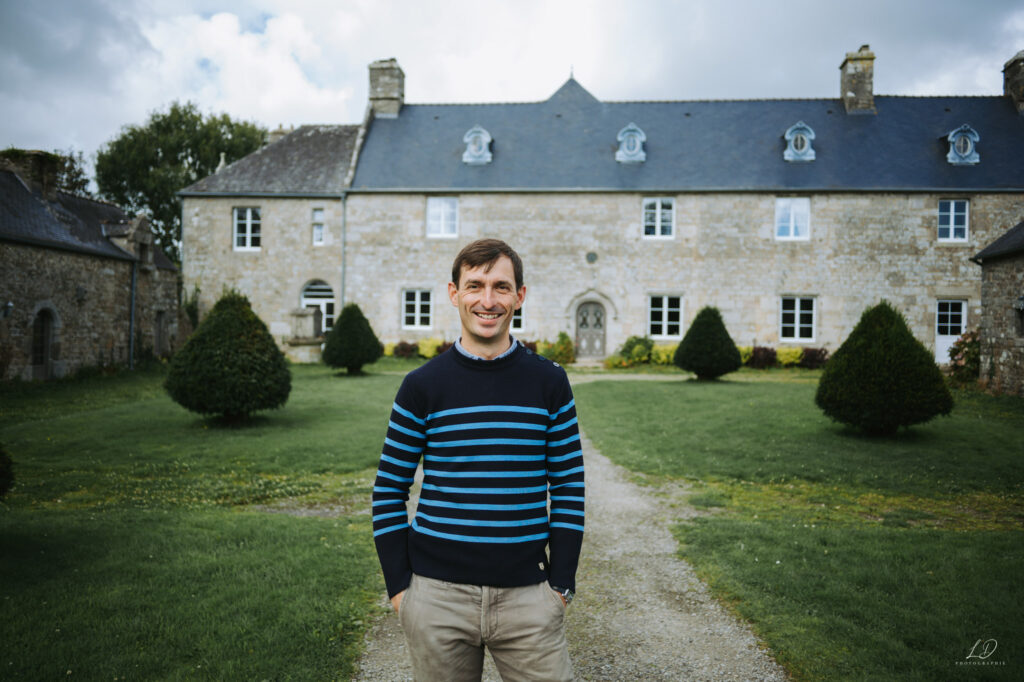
top-left (180, 46), bottom-right (1024, 365)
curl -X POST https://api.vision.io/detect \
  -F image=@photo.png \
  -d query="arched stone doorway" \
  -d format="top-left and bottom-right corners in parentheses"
top-left (575, 301), bottom-right (606, 358)
top-left (31, 309), bottom-right (54, 380)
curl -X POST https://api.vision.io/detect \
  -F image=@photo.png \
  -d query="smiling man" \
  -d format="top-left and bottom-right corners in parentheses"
top-left (371, 239), bottom-right (584, 681)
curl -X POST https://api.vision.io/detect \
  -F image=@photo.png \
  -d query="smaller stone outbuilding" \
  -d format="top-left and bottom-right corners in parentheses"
top-left (1, 150), bottom-right (180, 380)
top-left (972, 221), bottom-right (1024, 395)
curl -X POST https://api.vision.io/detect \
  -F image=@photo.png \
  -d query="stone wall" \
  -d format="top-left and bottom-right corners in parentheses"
top-left (183, 191), bottom-right (1024, 362)
top-left (978, 255), bottom-right (1024, 396)
top-left (182, 196), bottom-right (344, 361)
top-left (0, 242), bottom-right (179, 380)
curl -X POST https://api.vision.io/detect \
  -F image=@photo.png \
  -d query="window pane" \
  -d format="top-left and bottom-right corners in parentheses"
top-left (312, 208), bottom-right (324, 222)
top-left (799, 327), bottom-right (813, 339)
top-left (250, 208), bottom-right (260, 221)
top-left (422, 292), bottom-right (430, 303)
top-left (782, 298), bottom-right (795, 312)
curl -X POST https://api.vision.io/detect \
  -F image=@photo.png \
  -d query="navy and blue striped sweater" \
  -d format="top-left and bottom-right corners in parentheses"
top-left (372, 344), bottom-right (585, 598)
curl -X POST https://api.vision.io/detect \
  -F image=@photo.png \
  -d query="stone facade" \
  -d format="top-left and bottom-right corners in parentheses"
top-left (183, 189), bottom-right (1022, 362)
top-left (978, 255), bottom-right (1024, 395)
top-left (182, 196), bottom-right (345, 350)
top-left (0, 239), bottom-right (179, 380)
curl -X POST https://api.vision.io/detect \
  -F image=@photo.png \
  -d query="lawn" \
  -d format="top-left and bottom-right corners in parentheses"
top-left (0, 362), bottom-right (410, 680)
top-left (4, 362), bottom-right (1021, 680)
top-left (574, 371), bottom-right (1024, 681)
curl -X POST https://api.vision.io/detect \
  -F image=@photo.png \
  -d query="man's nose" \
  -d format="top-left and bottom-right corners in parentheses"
top-left (480, 287), bottom-right (497, 307)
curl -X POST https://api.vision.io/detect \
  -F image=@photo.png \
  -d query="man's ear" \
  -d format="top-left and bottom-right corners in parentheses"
top-left (448, 281), bottom-right (459, 306)
top-left (515, 285), bottom-right (526, 310)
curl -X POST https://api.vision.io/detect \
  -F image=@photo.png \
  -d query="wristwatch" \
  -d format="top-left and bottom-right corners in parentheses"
top-left (551, 586), bottom-right (574, 606)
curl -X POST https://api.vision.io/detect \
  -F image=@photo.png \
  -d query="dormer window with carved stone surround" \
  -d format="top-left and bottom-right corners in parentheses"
top-left (946, 124), bottom-right (980, 165)
top-left (462, 125), bottom-right (493, 165)
top-left (616, 123), bottom-right (646, 163)
top-left (784, 121), bottom-right (816, 162)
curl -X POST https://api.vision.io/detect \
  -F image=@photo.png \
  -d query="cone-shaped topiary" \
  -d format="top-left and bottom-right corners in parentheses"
top-left (164, 290), bottom-right (291, 421)
top-left (322, 303), bottom-right (383, 375)
top-left (815, 300), bottom-right (953, 435)
top-left (673, 306), bottom-right (742, 380)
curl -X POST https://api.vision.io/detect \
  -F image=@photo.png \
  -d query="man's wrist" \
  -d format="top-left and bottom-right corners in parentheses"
top-left (550, 585), bottom-right (574, 606)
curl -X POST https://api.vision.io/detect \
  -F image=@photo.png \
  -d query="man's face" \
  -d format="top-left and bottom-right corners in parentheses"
top-left (448, 255), bottom-right (525, 349)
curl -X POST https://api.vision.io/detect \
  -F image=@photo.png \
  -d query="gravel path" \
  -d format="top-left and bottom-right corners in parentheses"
top-left (353, 428), bottom-right (788, 681)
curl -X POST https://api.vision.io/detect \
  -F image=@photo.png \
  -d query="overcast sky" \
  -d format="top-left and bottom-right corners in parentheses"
top-left (2, 0), bottom-right (1022, 164)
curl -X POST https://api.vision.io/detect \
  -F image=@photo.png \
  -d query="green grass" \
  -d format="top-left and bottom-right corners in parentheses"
top-left (574, 373), bottom-right (1024, 681)
top-left (1, 361), bottom-right (406, 680)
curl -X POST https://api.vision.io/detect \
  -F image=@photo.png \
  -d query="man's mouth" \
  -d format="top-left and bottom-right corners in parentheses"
top-left (474, 312), bottom-right (502, 320)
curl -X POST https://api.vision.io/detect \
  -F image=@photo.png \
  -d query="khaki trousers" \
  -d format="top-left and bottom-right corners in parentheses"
top-left (398, 574), bottom-right (573, 682)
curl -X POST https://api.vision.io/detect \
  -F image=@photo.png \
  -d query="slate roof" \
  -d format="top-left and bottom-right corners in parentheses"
top-left (180, 125), bottom-right (360, 196)
top-left (972, 220), bottom-right (1024, 264)
top-left (350, 79), bottom-right (1024, 192)
top-left (0, 171), bottom-right (176, 269)
top-left (0, 170), bottom-right (132, 260)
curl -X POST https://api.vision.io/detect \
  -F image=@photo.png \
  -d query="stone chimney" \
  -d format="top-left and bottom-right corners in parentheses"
top-left (369, 58), bottom-right (404, 118)
top-left (1004, 49), bottom-right (1024, 115)
top-left (840, 45), bottom-right (876, 115)
top-left (267, 125), bottom-right (293, 145)
top-left (0, 149), bottom-right (59, 200)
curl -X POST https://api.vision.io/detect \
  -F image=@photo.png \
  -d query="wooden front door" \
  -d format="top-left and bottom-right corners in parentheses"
top-left (576, 302), bottom-right (606, 358)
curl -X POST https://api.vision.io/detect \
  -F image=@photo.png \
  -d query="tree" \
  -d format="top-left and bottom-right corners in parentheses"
top-left (815, 301), bottom-right (953, 435)
top-left (673, 306), bottom-right (742, 380)
top-left (96, 102), bottom-right (266, 262)
top-left (322, 303), bottom-right (384, 375)
top-left (53, 148), bottom-right (92, 197)
top-left (164, 290), bottom-right (290, 421)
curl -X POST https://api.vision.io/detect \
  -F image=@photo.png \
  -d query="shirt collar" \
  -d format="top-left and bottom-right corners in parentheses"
top-left (454, 336), bottom-right (519, 361)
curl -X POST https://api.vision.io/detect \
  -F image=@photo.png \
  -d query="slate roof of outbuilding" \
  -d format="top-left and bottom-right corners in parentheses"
top-left (0, 170), bottom-right (133, 261)
top-left (972, 220), bottom-right (1024, 263)
top-left (180, 125), bottom-right (360, 196)
top-left (350, 79), bottom-right (1024, 193)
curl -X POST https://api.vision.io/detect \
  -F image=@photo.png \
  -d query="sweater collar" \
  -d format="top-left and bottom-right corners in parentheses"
top-left (454, 336), bottom-right (519, 362)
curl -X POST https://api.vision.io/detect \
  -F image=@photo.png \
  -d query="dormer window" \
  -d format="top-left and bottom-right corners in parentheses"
top-left (947, 124), bottom-right (980, 165)
top-left (784, 122), bottom-right (816, 162)
top-left (462, 125), bottom-right (492, 165)
top-left (616, 123), bottom-right (646, 163)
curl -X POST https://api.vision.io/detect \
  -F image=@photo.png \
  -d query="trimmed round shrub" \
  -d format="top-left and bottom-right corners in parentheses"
top-left (165, 290), bottom-right (291, 421)
top-left (673, 306), bottom-right (742, 380)
top-left (815, 301), bottom-right (953, 435)
top-left (322, 303), bottom-right (384, 374)
top-left (0, 444), bottom-right (13, 500)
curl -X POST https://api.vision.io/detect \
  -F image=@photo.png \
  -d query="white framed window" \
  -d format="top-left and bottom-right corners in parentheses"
top-left (403, 289), bottom-right (432, 329)
top-left (935, 299), bottom-right (966, 362)
top-left (301, 280), bottom-right (335, 332)
top-left (511, 307), bottom-right (523, 332)
top-left (938, 199), bottom-right (969, 242)
top-left (643, 198), bottom-right (674, 238)
top-left (312, 208), bottom-right (325, 246)
top-left (233, 207), bottom-right (261, 250)
top-left (648, 295), bottom-right (682, 338)
top-left (427, 197), bottom-right (458, 238)
top-left (780, 296), bottom-right (815, 342)
top-left (775, 198), bottom-right (810, 240)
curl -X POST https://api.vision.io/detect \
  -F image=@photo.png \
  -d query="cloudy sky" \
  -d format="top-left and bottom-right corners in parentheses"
top-left (2, 0), bottom-right (1022, 164)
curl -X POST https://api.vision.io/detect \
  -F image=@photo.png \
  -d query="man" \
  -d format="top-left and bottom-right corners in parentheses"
top-left (372, 239), bottom-right (585, 681)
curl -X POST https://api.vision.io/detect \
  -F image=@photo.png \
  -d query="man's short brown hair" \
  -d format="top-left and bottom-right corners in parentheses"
top-left (451, 239), bottom-right (524, 290)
